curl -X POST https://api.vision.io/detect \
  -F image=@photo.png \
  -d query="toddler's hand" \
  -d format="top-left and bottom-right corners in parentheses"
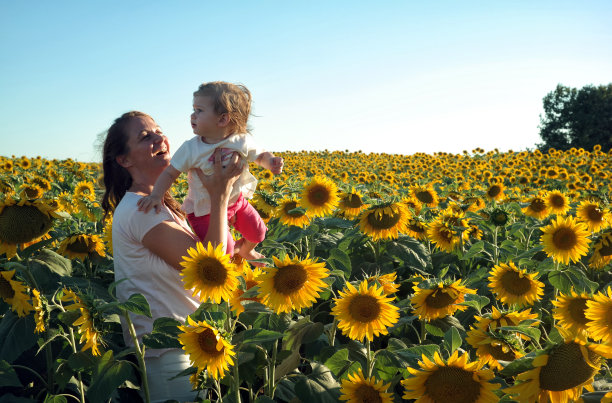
top-left (269, 157), bottom-right (284, 175)
top-left (137, 194), bottom-right (163, 213)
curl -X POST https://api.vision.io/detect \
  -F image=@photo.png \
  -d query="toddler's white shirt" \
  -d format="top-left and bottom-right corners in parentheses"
top-left (170, 133), bottom-right (264, 216)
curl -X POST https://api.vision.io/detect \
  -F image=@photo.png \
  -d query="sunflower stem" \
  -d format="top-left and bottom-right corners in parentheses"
top-left (124, 310), bottom-right (151, 403)
top-left (493, 226), bottom-right (499, 265)
top-left (66, 327), bottom-right (86, 403)
top-left (233, 358), bottom-right (241, 403)
top-left (327, 319), bottom-right (338, 347)
top-left (266, 339), bottom-right (278, 398)
top-left (420, 320), bottom-right (426, 343)
top-left (365, 338), bottom-right (373, 378)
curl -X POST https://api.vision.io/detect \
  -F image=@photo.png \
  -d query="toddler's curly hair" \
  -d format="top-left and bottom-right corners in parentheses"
top-left (194, 81), bottom-right (252, 134)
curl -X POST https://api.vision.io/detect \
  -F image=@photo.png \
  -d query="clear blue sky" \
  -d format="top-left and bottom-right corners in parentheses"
top-left (2, 1), bottom-right (611, 161)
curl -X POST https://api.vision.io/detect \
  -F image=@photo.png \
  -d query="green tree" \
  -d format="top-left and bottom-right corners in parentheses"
top-left (538, 83), bottom-right (612, 152)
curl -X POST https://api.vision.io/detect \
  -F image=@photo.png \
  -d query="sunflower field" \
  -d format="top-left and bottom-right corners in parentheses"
top-left (1, 146), bottom-right (612, 403)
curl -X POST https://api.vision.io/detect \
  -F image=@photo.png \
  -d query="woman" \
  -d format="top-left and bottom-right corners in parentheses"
top-left (101, 111), bottom-right (242, 402)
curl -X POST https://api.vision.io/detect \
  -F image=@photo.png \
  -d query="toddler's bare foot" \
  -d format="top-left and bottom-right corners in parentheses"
top-left (238, 248), bottom-right (266, 267)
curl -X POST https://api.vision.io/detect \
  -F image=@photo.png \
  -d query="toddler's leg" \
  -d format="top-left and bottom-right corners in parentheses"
top-left (187, 213), bottom-right (235, 256)
top-left (232, 199), bottom-right (267, 265)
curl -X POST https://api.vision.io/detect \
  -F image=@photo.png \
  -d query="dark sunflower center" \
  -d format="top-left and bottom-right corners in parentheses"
top-left (598, 240), bottom-right (612, 257)
top-left (307, 185), bottom-right (330, 206)
top-left (197, 328), bottom-right (223, 357)
top-left (492, 212), bottom-right (508, 225)
top-left (366, 210), bottom-right (401, 230)
top-left (539, 342), bottom-right (601, 391)
top-left (550, 195), bottom-right (566, 208)
top-left (198, 257), bottom-right (228, 285)
top-left (355, 384), bottom-right (383, 403)
top-left (408, 220), bottom-right (426, 233)
top-left (488, 343), bottom-right (517, 361)
top-left (67, 237), bottom-right (91, 254)
top-left (552, 227), bottom-right (578, 250)
top-left (499, 270), bottom-right (533, 296)
top-left (343, 194), bottom-right (363, 208)
top-left (585, 206), bottom-right (603, 222)
top-left (283, 201), bottom-right (304, 217)
top-left (425, 289), bottom-right (455, 309)
top-left (273, 265), bottom-right (307, 295)
top-left (529, 198), bottom-right (546, 212)
top-left (348, 295), bottom-right (381, 323)
top-left (22, 187), bottom-right (42, 199)
top-left (487, 185), bottom-right (501, 198)
top-left (415, 191), bottom-right (434, 204)
top-left (0, 205), bottom-right (54, 244)
top-left (424, 366), bottom-right (481, 403)
top-left (567, 298), bottom-right (589, 325)
top-left (436, 226), bottom-right (454, 242)
top-left (0, 276), bottom-right (15, 299)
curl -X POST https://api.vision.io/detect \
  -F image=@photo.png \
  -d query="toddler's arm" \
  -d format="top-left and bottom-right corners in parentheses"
top-left (137, 165), bottom-right (181, 213)
top-left (255, 152), bottom-right (284, 175)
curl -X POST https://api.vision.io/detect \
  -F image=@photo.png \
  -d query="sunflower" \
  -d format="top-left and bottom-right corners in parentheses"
top-left (338, 187), bottom-right (369, 218)
top-left (505, 330), bottom-right (612, 403)
top-left (332, 280), bottom-right (399, 342)
top-left (32, 288), bottom-right (46, 333)
top-left (57, 234), bottom-right (106, 261)
top-left (522, 194), bottom-right (551, 220)
top-left (552, 290), bottom-right (593, 336)
top-left (472, 307), bottom-right (540, 336)
top-left (366, 272), bottom-right (400, 295)
top-left (180, 242), bottom-right (240, 304)
top-left (426, 219), bottom-right (460, 253)
top-left (73, 180), bottom-right (96, 201)
top-left (411, 280), bottom-right (476, 321)
top-left (19, 184), bottom-right (45, 200)
top-left (275, 196), bottom-right (310, 228)
top-left (299, 175), bottom-right (339, 217)
top-left (405, 217), bottom-right (428, 241)
top-left (463, 196), bottom-right (485, 212)
top-left (358, 202), bottom-right (409, 241)
top-left (488, 262), bottom-right (544, 307)
top-left (257, 254), bottom-right (329, 314)
top-left (576, 200), bottom-right (610, 233)
top-left (178, 317), bottom-right (235, 380)
top-left (485, 182), bottom-right (505, 201)
top-left (411, 184), bottom-right (439, 207)
top-left (339, 368), bottom-right (393, 403)
top-left (251, 192), bottom-right (278, 216)
top-left (102, 216), bottom-right (113, 256)
top-left (61, 288), bottom-right (102, 356)
top-left (466, 222), bottom-right (483, 240)
top-left (229, 259), bottom-right (263, 316)
top-left (545, 190), bottom-right (571, 216)
top-left (0, 270), bottom-right (34, 317)
top-left (489, 208), bottom-right (510, 226)
top-left (402, 195), bottom-right (423, 215)
top-left (585, 286), bottom-right (612, 344)
top-left (0, 198), bottom-right (56, 258)
top-left (465, 328), bottom-right (523, 371)
top-left (589, 231), bottom-right (612, 269)
top-left (401, 350), bottom-right (500, 403)
top-left (540, 215), bottom-right (591, 265)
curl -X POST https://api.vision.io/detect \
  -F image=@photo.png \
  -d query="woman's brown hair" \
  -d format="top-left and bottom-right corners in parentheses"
top-left (101, 111), bottom-right (183, 219)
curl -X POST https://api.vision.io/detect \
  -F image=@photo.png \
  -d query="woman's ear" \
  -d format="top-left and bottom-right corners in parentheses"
top-left (116, 154), bottom-right (132, 168)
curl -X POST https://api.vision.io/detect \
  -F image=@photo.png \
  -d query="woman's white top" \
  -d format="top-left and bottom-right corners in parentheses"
top-left (112, 192), bottom-right (200, 357)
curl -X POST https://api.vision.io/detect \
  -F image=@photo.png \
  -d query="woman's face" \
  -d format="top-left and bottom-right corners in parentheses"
top-left (119, 115), bottom-right (171, 173)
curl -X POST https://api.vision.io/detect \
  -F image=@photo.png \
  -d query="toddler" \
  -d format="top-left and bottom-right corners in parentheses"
top-left (138, 81), bottom-right (283, 262)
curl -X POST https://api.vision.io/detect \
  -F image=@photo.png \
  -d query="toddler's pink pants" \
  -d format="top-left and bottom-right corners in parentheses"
top-left (187, 193), bottom-right (267, 256)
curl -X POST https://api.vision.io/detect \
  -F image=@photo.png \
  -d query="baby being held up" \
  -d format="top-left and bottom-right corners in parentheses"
top-left (138, 81), bottom-right (283, 264)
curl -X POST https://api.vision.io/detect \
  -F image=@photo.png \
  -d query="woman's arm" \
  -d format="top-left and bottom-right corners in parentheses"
top-left (141, 149), bottom-right (243, 269)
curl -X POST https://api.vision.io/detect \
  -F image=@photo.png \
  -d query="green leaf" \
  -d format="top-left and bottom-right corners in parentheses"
top-left (461, 294), bottom-right (490, 312)
top-left (497, 326), bottom-right (541, 342)
top-left (424, 323), bottom-right (445, 337)
top-left (402, 344), bottom-right (440, 360)
top-left (43, 396), bottom-right (67, 403)
top-left (327, 248), bottom-right (352, 277)
top-left (462, 241), bottom-right (484, 261)
top-left (86, 351), bottom-right (134, 403)
top-left (442, 327), bottom-right (462, 353)
top-left (254, 397), bottom-right (277, 403)
top-left (0, 395), bottom-right (36, 403)
top-left (0, 312), bottom-right (38, 363)
top-left (29, 248), bottom-right (72, 277)
top-left (499, 355), bottom-right (535, 377)
top-left (118, 293), bottom-right (151, 318)
top-left (142, 317), bottom-right (182, 349)
top-left (294, 363), bottom-right (341, 403)
top-left (67, 352), bottom-right (98, 372)
top-left (547, 270), bottom-right (572, 294)
top-left (323, 348), bottom-right (360, 379)
top-left (234, 328), bottom-right (284, 345)
top-left (0, 360), bottom-right (22, 387)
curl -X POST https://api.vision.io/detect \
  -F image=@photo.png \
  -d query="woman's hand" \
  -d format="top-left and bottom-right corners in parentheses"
top-left (195, 149), bottom-right (243, 198)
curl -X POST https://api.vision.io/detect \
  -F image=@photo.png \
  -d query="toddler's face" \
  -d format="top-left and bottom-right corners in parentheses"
top-left (191, 96), bottom-right (227, 143)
